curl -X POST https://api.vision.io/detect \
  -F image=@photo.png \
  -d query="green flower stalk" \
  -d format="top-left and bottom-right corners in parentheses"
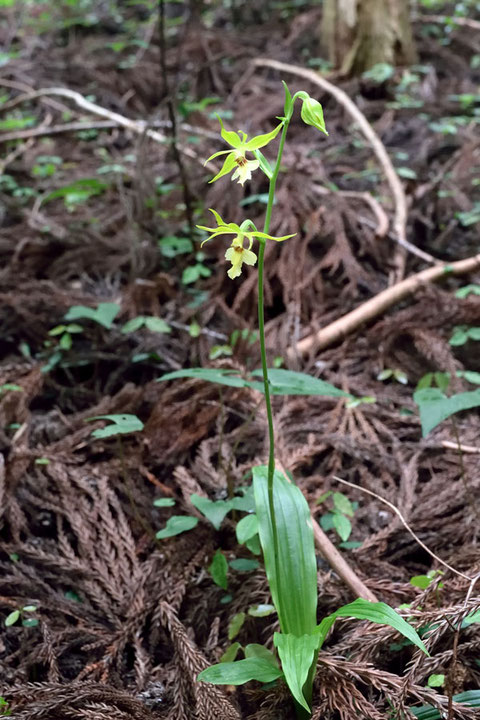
top-left (194, 85), bottom-right (427, 718)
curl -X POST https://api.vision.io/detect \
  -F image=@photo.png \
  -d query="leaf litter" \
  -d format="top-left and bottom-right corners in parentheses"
top-left (1, 3), bottom-right (480, 719)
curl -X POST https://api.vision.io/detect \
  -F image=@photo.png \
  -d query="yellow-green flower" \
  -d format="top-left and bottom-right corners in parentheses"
top-left (206, 118), bottom-right (282, 185)
top-left (196, 209), bottom-right (295, 280)
top-left (225, 236), bottom-right (257, 279)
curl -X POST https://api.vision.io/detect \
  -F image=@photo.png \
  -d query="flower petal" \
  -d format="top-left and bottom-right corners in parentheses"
top-left (242, 248), bottom-right (257, 266)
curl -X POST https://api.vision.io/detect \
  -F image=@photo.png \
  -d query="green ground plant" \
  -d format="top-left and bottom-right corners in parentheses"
top-left (159, 84), bottom-right (427, 717)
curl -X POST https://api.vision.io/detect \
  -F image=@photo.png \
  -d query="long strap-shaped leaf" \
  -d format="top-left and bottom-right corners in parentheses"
top-left (316, 598), bottom-right (428, 654)
top-left (253, 466), bottom-right (317, 637)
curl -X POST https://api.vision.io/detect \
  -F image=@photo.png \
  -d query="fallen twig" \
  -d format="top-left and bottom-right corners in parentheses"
top-left (333, 476), bottom-right (472, 581)
top-left (289, 253), bottom-right (480, 357)
top-left (253, 58), bottom-right (412, 280)
top-left (0, 85), bottom-right (215, 170)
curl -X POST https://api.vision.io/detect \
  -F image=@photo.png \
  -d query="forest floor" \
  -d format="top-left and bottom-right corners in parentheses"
top-left (1, 3), bottom-right (480, 719)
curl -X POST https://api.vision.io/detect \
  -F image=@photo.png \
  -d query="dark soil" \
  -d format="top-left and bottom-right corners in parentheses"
top-left (1, 2), bottom-right (480, 719)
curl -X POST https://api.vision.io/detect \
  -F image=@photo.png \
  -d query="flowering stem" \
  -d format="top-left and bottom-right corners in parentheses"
top-left (257, 118), bottom-right (290, 587)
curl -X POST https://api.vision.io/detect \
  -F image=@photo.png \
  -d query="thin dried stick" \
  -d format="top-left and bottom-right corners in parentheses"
top-left (333, 475), bottom-right (473, 581)
top-left (253, 58), bottom-right (411, 279)
top-left (290, 253), bottom-right (480, 357)
top-left (0, 85), bottom-right (215, 170)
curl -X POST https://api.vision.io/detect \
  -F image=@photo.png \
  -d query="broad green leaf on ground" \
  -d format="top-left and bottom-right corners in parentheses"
top-left (220, 642), bottom-right (242, 663)
top-left (198, 658), bottom-right (283, 685)
top-left (190, 494), bottom-right (233, 530)
top-left (159, 367), bottom-right (350, 398)
top-left (250, 368), bottom-right (350, 397)
top-left (153, 498), bottom-right (176, 508)
top-left (248, 604), bottom-right (275, 617)
top-left (414, 387), bottom-right (480, 436)
top-left (332, 513), bottom-right (352, 542)
top-left (156, 515), bottom-right (198, 539)
top-left (244, 643), bottom-right (279, 667)
top-left (316, 598), bottom-right (428, 654)
top-left (410, 690), bottom-right (480, 719)
top-left (209, 550), bottom-right (228, 590)
top-left (332, 492), bottom-right (354, 516)
top-left (236, 514), bottom-right (258, 544)
top-left (87, 414), bottom-right (144, 438)
top-left (274, 633), bottom-right (319, 711)
top-left (253, 465), bottom-right (317, 637)
top-left (228, 612), bottom-right (246, 640)
top-left (229, 558), bottom-right (259, 572)
top-left (158, 367), bottom-right (255, 389)
top-left (65, 302), bottom-right (120, 329)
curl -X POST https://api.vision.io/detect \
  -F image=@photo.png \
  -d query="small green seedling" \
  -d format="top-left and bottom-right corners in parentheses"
top-left (0, 696), bottom-right (11, 717)
top-left (5, 604), bottom-right (39, 628)
top-left (87, 414), bottom-right (144, 439)
top-left (317, 491), bottom-right (356, 543)
top-left (377, 368), bottom-right (408, 385)
top-left (64, 302), bottom-right (120, 329)
top-left (410, 569), bottom-right (444, 590)
top-left (122, 316), bottom-right (170, 334)
top-left (0, 384), bottom-right (22, 394)
top-left (48, 323), bottom-right (84, 351)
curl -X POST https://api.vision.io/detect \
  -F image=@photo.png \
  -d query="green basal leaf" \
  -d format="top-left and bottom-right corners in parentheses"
top-left (253, 466), bottom-right (317, 637)
top-left (317, 598), bottom-right (428, 655)
top-left (156, 516), bottom-right (198, 539)
top-left (274, 633), bottom-right (319, 712)
top-left (198, 658), bottom-right (283, 685)
top-left (190, 494), bottom-right (233, 530)
top-left (209, 550), bottom-right (228, 590)
top-left (414, 387), bottom-right (480, 436)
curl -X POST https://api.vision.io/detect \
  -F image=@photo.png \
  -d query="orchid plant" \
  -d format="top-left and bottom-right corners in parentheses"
top-left (162, 84), bottom-right (428, 718)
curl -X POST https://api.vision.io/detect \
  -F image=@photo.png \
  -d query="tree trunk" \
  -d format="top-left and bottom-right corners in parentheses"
top-left (321, 0), bottom-right (417, 75)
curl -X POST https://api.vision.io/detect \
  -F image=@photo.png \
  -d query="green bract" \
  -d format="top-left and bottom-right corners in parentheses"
top-left (206, 117), bottom-right (283, 184)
